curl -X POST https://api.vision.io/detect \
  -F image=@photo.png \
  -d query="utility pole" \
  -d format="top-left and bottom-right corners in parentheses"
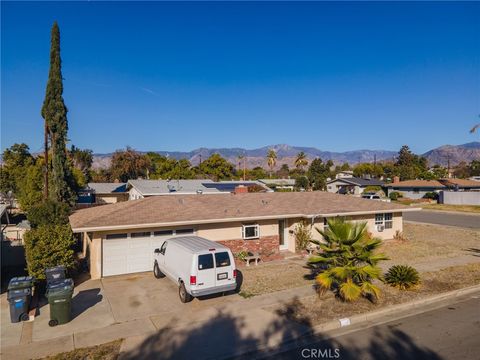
top-left (447, 155), bottom-right (451, 178)
top-left (243, 155), bottom-right (246, 181)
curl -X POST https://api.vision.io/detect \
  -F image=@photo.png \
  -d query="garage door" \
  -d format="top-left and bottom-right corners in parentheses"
top-left (102, 233), bottom-right (166, 277)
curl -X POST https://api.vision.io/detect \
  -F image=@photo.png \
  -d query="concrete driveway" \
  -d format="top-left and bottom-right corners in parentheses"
top-left (1, 271), bottom-right (241, 347)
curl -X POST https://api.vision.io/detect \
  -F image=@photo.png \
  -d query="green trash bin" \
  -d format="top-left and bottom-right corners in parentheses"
top-left (45, 278), bottom-right (74, 327)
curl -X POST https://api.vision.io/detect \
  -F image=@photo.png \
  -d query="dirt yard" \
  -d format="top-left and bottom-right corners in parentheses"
top-left (421, 204), bottom-right (480, 214)
top-left (265, 263), bottom-right (480, 326)
top-left (381, 223), bottom-right (480, 267)
top-left (44, 340), bottom-right (122, 360)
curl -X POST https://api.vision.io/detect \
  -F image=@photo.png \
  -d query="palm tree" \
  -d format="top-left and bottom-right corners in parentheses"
top-left (295, 152), bottom-right (308, 172)
top-left (309, 218), bottom-right (388, 302)
top-left (266, 149), bottom-right (277, 177)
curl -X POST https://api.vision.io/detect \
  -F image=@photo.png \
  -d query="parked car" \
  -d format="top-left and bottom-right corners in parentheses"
top-left (361, 193), bottom-right (391, 202)
top-left (153, 236), bottom-right (237, 303)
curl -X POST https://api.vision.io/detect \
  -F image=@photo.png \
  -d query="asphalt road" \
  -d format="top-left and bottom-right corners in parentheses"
top-left (404, 210), bottom-right (480, 229)
top-left (269, 295), bottom-right (480, 360)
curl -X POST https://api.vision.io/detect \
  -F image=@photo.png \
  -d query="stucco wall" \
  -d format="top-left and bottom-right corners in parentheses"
top-left (196, 219), bottom-right (278, 241)
top-left (96, 193), bottom-right (128, 204)
top-left (439, 191), bottom-right (480, 205)
top-left (128, 187), bottom-right (144, 200)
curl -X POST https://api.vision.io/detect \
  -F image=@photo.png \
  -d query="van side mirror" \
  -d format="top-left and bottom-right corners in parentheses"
top-left (154, 248), bottom-right (161, 254)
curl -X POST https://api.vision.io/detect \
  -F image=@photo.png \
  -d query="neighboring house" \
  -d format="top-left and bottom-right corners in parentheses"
top-left (385, 178), bottom-right (480, 199)
top-left (77, 183), bottom-right (128, 205)
top-left (127, 179), bottom-right (271, 200)
top-left (326, 177), bottom-right (385, 196)
top-left (335, 171), bottom-right (354, 179)
top-left (69, 191), bottom-right (418, 278)
top-left (468, 176), bottom-right (480, 182)
top-left (258, 179), bottom-right (296, 191)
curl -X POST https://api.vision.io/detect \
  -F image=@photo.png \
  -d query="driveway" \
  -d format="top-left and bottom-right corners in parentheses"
top-left (404, 210), bottom-right (480, 229)
top-left (1, 271), bottom-right (241, 348)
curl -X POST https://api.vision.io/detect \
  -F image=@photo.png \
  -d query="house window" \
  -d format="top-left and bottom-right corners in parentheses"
top-left (175, 228), bottom-right (194, 235)
top-left (384, 213), bottom-right (393, 229)
top-left (375, 213), bottom-right (393, 229)
top-left (242, 224), bottom-right (259, 240)
top-left (105, 233), bottom-right (128, 240)
top-left (154, 230), bottom-right (174, 237)
top-left (131, 232), bottom-right (151, 238)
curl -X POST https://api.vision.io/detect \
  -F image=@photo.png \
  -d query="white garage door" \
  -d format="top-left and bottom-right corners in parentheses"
top-left (102, 233), bottom-right (166, 277)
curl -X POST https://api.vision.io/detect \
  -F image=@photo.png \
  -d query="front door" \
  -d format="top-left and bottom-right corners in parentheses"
top-left (278, 219), bottom-right (288, 251)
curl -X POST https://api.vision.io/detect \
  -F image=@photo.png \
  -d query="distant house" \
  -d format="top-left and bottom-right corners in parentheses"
top-left (326, 177), bottom-right (385, 196)
top-left (258, 179), bottom-right (296, 191)
top-left (127, 179), bottom-right (271, 200)
top-left (77, 183), bottom-right (128, 205)
top-left (335, 171), bottom-right (354, 179)
top-left (385, 178), bottom-right (480, 199)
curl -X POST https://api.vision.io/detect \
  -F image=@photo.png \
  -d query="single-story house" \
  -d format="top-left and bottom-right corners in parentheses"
top-left (385, 178), bottom-right (480, 199)
top-left (258, 179), bottom-right (296, 191)
top-left (69, 191), bottom-right (418, 278)
top-left (127, 179), bottom-right (271, 200)
top-left (326, 177), bottom-right (385, 196)
top-left (335, 171), bottom-right (354, 179)
top-left (77, 183), bottom-right (128, 205)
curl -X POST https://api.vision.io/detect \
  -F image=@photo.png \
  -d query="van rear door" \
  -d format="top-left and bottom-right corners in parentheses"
top-left (214, 251), bottom-right (235, 287)
top-left (196, 253), bottom-right (216, 289)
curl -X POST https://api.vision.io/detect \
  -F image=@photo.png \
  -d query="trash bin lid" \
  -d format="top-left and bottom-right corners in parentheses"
top-left (7, 287), bottom-right (31, 300)
top-left (8, 276), bottom-right (35, 290)
top-left (46, 278), bottom-right (74, 298)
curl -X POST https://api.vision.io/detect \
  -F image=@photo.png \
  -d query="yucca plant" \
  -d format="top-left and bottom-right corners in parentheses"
top-left (309, 218), bottom-right (388, 302)
top-left (384, 265), bottom-right (420, 290)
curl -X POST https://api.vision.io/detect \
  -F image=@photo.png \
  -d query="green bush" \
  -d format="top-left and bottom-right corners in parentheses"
top-left (27, 200), bottom-right (71, 228)
top-left (384, 265), bottom-right (420, 290)
top-left (235, 251), bottom-right (249, 261)
top-left (423, 192), bottom-right (439, 200)
top-left (389, 191), bottom-right (402, 201)
top-left (23, 225), bottom-right (76, 280)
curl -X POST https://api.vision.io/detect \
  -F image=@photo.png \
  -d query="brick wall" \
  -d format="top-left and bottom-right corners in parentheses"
top-left (218, 235), bottom-right (281, 262)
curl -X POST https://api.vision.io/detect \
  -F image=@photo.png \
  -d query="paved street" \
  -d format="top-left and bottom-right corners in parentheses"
top-left (404, 210), bottom-right (480, 229)
top-left (271, 295), bottom-right (480, 360)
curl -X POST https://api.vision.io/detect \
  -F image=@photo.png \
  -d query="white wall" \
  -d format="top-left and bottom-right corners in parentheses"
top-left (439, 191), bottom-right (480, 205)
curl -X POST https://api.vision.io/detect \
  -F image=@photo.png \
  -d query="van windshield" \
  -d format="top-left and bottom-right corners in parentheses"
top-left (198, 254), bottom-right (214, 270)
top-left (215, 252), bottom-right (231, 267)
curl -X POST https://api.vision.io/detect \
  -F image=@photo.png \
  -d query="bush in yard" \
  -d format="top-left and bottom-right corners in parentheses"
top-left (235, 251), bottom-right (249, 261)
top-left (23, 224), bottom-right (76, 280)
top-left (384, 265), bottom-right (420, 290)
top-left (389, 191), bottom-right (402, 201)
top-left (423, 192), bottom-right (439, 200)
top-left (294, 221), bottom-right (313, 251)
top-left (27, 199), bottom-right (71, 228)
top-left (309, 218), bottom-right (388, 302)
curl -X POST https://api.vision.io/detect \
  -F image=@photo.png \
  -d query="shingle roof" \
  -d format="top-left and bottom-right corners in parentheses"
top-left (86, 183), bottom-right (127, 193)
top-left (386, 180), bottom-right (446, 188)
top-left (440, 178), bottom-right (480, 188)
top-left (328, 177), bottom-right (385, 187)
top-left (69, 191), bottom-right (416, 232)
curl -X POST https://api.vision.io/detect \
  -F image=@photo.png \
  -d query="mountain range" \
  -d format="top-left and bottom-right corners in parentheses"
top-left (91, 142), bottom-right (480, 170)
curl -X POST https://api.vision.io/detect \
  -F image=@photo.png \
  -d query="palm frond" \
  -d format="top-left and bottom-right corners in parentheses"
top-left (316, 271), bottom-right (334, 290)
top-left (356, 265), bottom-right (382, 280)
top-left (339, 279), bottom-right (362, 301)
top-left (308, 255), bottom-right (332, 264)
top-left (331, 266), bottom-right (351, 280)
top-left (360, 282), bottom-right (381, 299)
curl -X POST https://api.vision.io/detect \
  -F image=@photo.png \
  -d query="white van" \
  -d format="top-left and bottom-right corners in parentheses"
top-left (153, 236), bottom-right (237, 303)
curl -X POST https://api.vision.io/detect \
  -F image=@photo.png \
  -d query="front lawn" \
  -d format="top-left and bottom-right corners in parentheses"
top-left (265, 263), bottom-right (480, 326)
top-left (44, 340), bottom-right (122, 360)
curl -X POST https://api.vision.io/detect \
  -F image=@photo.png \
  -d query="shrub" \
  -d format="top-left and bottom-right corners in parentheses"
top-left (389, 191), bottom-right (402, 201)
top-left (27, 200), bottom-right (71, 228)
top-left (23, 224), bottom-right (76, 280)
top-left (235, 251), bottom-right (249, 261)
top-left (423, 192), bottom-right (439, 200)
top-left (393, 230), bottom-right (409, 242)
top-left (294, 221), bottom-right (312, 251)
top-left (384, 265), bottom-right (420, 290)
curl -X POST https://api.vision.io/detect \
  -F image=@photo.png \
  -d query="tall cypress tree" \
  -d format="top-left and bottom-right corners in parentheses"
top-left (41, 22), bottom-right (75, 205)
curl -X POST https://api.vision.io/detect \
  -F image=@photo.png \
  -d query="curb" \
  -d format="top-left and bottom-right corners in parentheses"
top-left (228, 284), bottom-right (480, 360)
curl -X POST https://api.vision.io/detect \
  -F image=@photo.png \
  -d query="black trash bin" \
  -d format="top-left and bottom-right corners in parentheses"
top-left (7, 288), bottom-right (31, 323)
top-left (45, 265), bottom-right (67, 286)
top-left (45, 278), bottom-right (74, 327)
top-left (8, 276), bottom-right (35, 291)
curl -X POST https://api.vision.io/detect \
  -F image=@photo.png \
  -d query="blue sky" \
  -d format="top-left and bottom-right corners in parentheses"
top-left (1, 1), bottom-right (479, 155)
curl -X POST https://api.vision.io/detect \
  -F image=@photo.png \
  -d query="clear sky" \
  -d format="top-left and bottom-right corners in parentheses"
top-left (1, 1), bottom-right (479, 155)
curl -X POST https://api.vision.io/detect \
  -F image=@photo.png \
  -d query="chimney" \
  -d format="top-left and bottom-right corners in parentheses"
top-left (393, 176), bottom-right (400, 184)
top-left (234, 185), bottom-right (248, 195)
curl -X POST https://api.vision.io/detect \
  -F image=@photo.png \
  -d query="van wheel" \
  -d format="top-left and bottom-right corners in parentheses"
top-left (153, 262), bottom-right (165, 279)
top-left (179, 282), bottom-right (192, 303)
